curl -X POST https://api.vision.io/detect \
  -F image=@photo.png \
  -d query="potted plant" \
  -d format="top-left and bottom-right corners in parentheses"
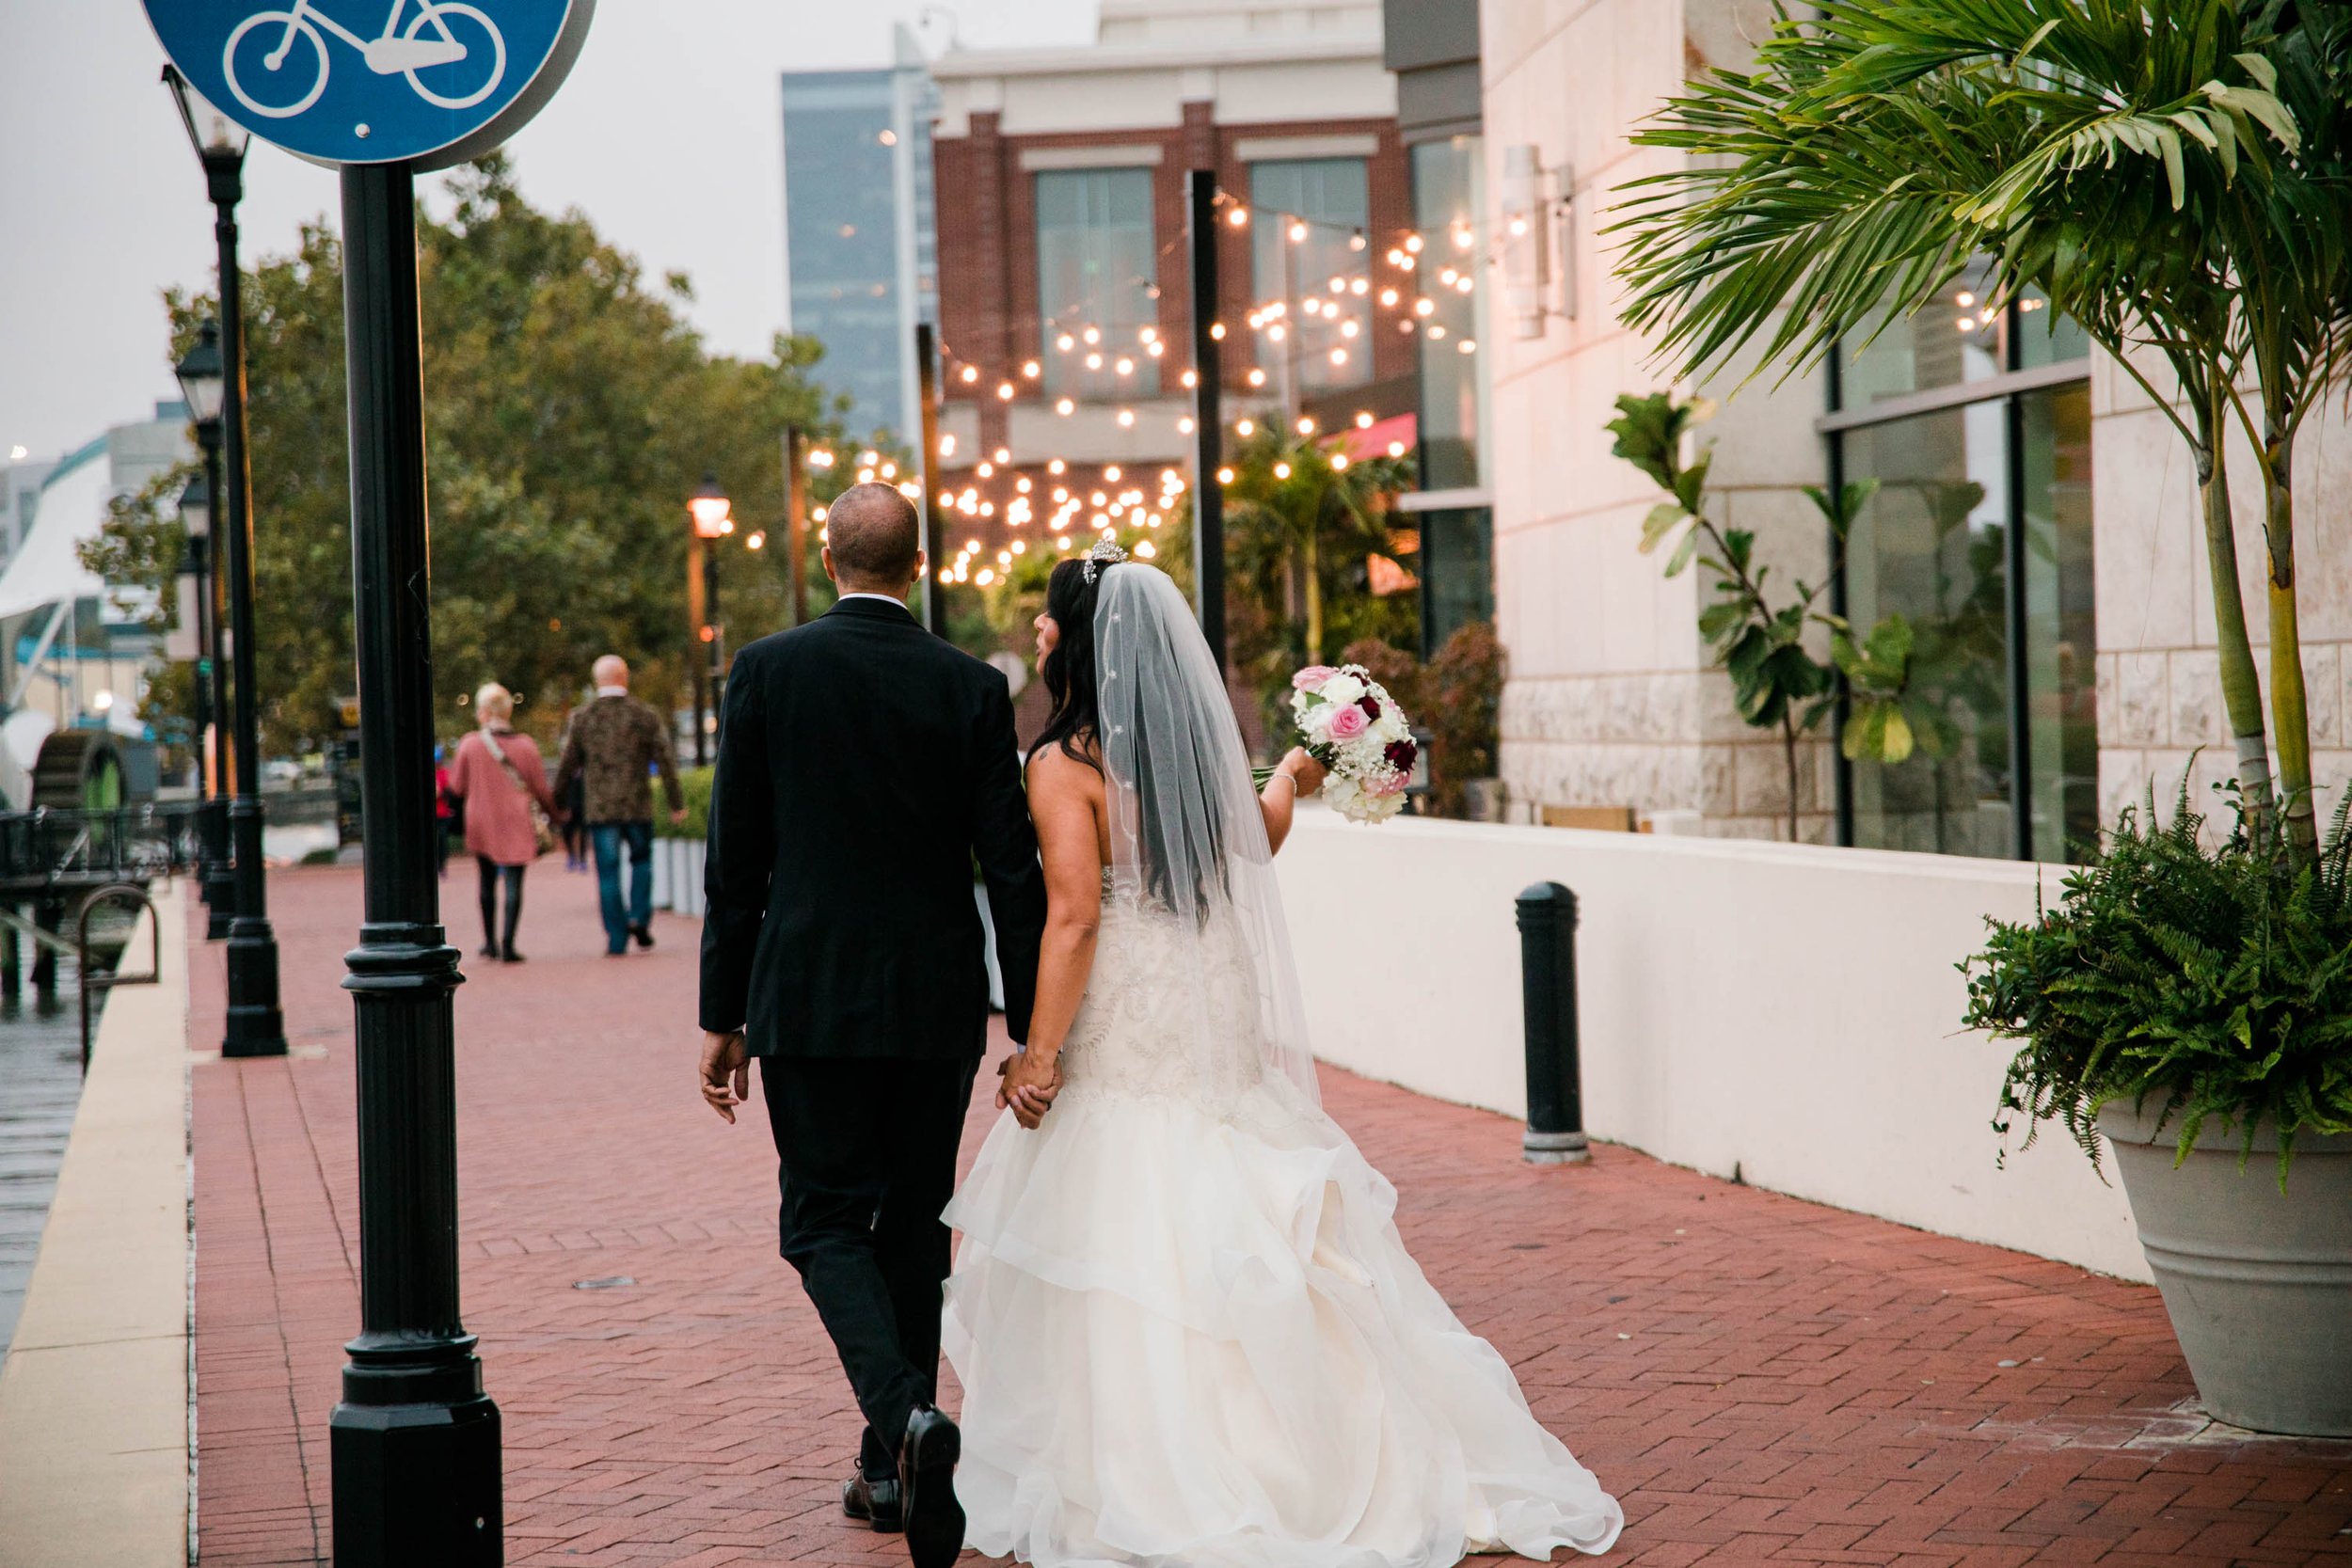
top-left (1962, 784), bottom-right (2352, 1434)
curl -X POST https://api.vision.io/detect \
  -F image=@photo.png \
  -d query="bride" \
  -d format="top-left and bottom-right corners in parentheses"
top-left (944, 545), bottom-right (1623, 1568)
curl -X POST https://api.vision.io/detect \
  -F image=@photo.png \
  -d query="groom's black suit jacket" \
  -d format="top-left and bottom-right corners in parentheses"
top-left (699, 595), bottom-right (1047, 1058)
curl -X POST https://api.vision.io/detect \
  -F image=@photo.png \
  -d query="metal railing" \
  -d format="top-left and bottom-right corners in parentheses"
top-left (77, 884), bottom-right (162, 1073)
top-left (0, 802), bottom-right (211, 895)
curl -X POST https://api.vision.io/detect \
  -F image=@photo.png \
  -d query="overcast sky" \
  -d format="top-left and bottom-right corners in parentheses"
top-left (0, 0), bottom-right (1095, 465)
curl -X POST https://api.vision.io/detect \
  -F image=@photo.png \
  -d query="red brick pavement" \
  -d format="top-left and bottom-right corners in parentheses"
top-left (188, 866), bottom-right (2352, 1567)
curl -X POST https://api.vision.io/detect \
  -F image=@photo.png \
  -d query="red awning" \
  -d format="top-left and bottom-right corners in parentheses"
top-left (1332, 412), bottom-right (1417, 463)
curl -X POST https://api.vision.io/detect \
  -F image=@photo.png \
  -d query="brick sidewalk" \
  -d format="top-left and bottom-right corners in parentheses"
top-left (189, 866), bottom-right (2351, 1567)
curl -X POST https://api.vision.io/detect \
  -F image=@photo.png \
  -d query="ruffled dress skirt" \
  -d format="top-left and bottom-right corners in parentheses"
top-left (942, 898), bottom-right (1623, 1568)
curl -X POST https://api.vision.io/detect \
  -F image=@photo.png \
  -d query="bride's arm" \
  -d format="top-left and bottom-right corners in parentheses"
top-left (1001, 745), bottom-right (1104, 1126)
top-left (1256, 747), bottom-right (1327, 856)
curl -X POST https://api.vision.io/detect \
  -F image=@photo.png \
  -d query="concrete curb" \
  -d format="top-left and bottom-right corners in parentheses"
top-left (0, 884), bottom-right (191, 1567)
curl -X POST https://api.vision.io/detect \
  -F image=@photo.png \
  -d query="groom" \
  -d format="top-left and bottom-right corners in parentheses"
top-left (697, 483), bottom-right (1046, 1568)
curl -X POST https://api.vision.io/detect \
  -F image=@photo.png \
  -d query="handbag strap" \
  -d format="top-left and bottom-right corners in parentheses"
top-left (483, 732), bottom-right (537, 804)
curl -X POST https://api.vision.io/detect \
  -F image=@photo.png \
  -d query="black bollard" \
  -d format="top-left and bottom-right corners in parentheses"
top-left (1517, 882), bottom-right (1590, 1164)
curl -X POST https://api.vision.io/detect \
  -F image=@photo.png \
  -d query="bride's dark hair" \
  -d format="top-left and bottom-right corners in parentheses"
top-left (1032, 558), bottom-right (1106, 773)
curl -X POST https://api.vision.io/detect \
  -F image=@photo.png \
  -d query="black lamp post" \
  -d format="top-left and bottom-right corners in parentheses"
top-left (175, 328), bottom-right (237, 940)
top-left (173, 467), bottom-right (232, 935)
top-left (165, 66), bottom-right (285, 1055)
top-left (687, 473), bottom-right (732, 766)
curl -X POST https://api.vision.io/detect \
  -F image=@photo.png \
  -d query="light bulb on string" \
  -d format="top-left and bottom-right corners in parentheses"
top-left (1236, 418), bottom-right (1254, 436)
top-left (1022, 360), bottom-right (1041, 378)
top-left (976, 461), bottom-right (993, 478)
top-left (1104, 466), bottom-right (1121, 481)
top-left (1405, 234), bottom-right (1423, 255)
top-left (1414, 297), bottom-right (1436, 317)
top-left (1210, 323), bottom-right (1226, 341)
top-left (1085, 352), bottom-right (1104, 371)
top-left (1330, 453), bottom-right (1348, 471)
top-left (1117, 408), bottom-right (1136, 427)
top-left (996, 382), bottom-right (1015, 400)
top-left (1082, 326), bottom-right (1101, 346)
top-left (1146, 341), bottom-right (1165, 358)
top-left (1048, 459), bottom-right (1067, 475)
top-left (1349, 230), bottom-right (1367, 251)
top-left (1273, 461), bottom-right (1292, 479)
top-left (1056, 397), bottom-right (1075, 416)
top-left (1379, 287), bottom-right (1399, 307)
top-left (1295, 417), bottom-right (1315, 435)
top-left (1355, 411), bottom-right (1374, 429)
top-left (1057, 333), bottom-right (1075, 352)
top-left (1226, 205), bottom-right (1248, 228)
top-left (1350, 277), bottom-right (1369, 296)
top-left (1457, 339), bottom-right (1477, 355)
top-left (959, 364), bottom-right (978, 384)
top-left (1177, 416), bottom-right (1196, 435)
top-left (1428, 325), bottom-right (1448, 341)
top-left (1287, 221), bottom-right (1307, 244)
top-left (940, 434), bottom-right (957, 458)
top-left (1247, 368), bottom-right (1267, 388)
top-left (1114, 356), bottom-right (1134, 375)
top-left (1216, 467), bottom-right (1235, 484)
top-left (994, 447), bottom-right (1010, 464)
top-left (1387, 440), bottom-right (1406, 458)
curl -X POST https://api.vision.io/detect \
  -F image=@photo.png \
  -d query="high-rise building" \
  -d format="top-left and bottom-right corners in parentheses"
top-left (780, 26), bottom-right (940, 446)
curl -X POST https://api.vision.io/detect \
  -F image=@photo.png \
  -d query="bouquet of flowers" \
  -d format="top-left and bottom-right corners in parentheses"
top-left (1282, 663), bottom-right (1418, 824)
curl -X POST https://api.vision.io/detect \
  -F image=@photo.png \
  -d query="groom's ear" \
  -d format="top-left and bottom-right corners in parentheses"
top-left (912, 548), bottom-right (927, 585)
top-left (820, 545), bottom-right (838, 586)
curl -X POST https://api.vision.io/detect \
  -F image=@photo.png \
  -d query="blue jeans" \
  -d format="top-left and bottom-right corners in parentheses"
top-left (590, 821), bottom-right (655, 954)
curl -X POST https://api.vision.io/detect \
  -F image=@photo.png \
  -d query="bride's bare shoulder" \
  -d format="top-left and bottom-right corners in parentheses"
top-left (1025, 737), bottom-right (1104, 798)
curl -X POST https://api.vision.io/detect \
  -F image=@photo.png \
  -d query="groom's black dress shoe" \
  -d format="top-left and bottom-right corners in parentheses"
top-left (842, 1469), bottom-right (903, 1532)
top-left (898, 1404), bottom-right (964, 1568)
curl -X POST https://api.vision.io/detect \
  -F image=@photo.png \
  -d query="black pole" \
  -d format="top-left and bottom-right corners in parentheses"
top-left (688, 531), bottom-right (708, 768)
top-left (210, 150), bottom-right (285, 1056)
top-left (784, 424), bottom-right (809, 626)
top-left (1516, 882), bottom-right (1589, 1165)
top-left (914, 322), bottom-right (946, 638)
top-left (1185, 169), bottom-right (1226, 673)
top-left (327, 161), bottom-right (501, 1568)
top-left (194, 421), bottom-right (236, 939)
top-left (705, 543), bottom-right (723, 718)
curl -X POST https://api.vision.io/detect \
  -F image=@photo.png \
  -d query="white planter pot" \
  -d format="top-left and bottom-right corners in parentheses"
top-left (2101, 1101), bottom-right (2352, 1436)
top-left (668, 838), bottom-right (707, 919)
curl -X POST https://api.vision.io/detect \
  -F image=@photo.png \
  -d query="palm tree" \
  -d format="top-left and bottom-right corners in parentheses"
top-left (1609, 0), bottom-right (2312, 840)
top-left (1221, 426), bottom-right (1411, 671)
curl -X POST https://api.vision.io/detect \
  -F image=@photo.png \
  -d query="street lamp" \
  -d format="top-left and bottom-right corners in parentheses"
top-left (165, 64), bottom-right (284, 1054)
top-left (175, 327), bottom-right (239, 940)
top-left (686, 473), bottom-right (732, 767)
top-left (174, 471), bottom-right (233, 934)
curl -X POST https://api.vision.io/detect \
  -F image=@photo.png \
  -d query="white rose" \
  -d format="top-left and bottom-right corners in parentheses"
top-left (1320, 673), bottom-right (1366, 707)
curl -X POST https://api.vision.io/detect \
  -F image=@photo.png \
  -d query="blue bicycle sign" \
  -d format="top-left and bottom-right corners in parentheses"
top-left (225, 1), bottom-right (506, 119)
top-left (145, 0), bottom-right (593, 168)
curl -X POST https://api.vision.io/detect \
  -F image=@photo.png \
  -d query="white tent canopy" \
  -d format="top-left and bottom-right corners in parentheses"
top-left (0, 451), bottom-right (109, 624)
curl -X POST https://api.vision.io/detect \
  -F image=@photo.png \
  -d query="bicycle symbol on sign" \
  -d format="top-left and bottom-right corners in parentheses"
top-left (223, 0), bottom-right (508, 119)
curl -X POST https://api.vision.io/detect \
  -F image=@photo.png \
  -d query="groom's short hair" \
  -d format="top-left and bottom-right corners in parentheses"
top-left (828, 483), bottom-right (921, 586)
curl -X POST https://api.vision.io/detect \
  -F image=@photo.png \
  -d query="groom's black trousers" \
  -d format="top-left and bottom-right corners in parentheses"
top-left (760, 1053), bottom-right (980, 1481)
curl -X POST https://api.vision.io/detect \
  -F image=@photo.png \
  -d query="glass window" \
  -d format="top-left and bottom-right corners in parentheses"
top-left (1035, 167), bottom-right (1158, 400)
top-left (2021, 382), bottom-right (2098, 858)
top-left (1840, 259), bottom-right (2010, 408)
top-left (1843, 404), bottom-right (2016, 859)
top-left (1410, 137), bottom-right (1485, 491)
top-left (1249, 159), bottom-right (1372, 393)
top-left (1418, 505), bottom-right (1492, 657)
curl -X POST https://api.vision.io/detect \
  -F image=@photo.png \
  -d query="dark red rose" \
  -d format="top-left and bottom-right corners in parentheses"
top-left (1385, 739), bottom-right (1418, 772)
top-left (1359, 695), bottom-right (1381, 719)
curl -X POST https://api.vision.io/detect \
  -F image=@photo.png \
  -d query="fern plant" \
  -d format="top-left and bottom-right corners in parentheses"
top-left (1962, 778), bottom-right (2352, 1187)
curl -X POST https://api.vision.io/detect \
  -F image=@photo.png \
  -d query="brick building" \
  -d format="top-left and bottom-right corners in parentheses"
top-left (925, 0), bottom-right (1416, 575)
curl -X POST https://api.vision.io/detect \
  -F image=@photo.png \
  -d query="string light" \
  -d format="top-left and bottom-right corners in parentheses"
top-left (1216, 467), bottom-right (1235, 484)
top-left (960, 364), bottom-right (979, 384)
top-left (1295, 417), bottom-right (1315, 435)
top-left (1355, 411), bottom-right (1375, 428)
top-left (994, 447), bottom-right (1011, 464)
top-left (1236, 418), bottom-right (1254, 436)
top-left (1056, 397), bottom-right (1075, 416)
top-left (1104, 466), bottom-right (1121, 481)
top-left (1287, 221), bottom-right (1307, 244)
top-left (1227, 205), bottom-right (1249, 228)
top-left (1330, 454), bottom-right (1347, 471)
top-left (939, 434), bottom-right (957, 457)
top-left (997, 381), bottom-right (1015, 400)
top-left (1273, 461), bottom-right (1292, 479)
top-left (1023, 359), bottom-right (1041, 378)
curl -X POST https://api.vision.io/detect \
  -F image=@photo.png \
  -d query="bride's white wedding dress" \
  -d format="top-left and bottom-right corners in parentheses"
top-left (943, 560), bottom-right (1621, 1568)
top-left (945, 874), bottom-right (1622, 1568)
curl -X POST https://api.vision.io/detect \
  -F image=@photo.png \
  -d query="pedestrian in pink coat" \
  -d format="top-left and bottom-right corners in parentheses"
top-left (446, 683), bottom-right (557, 963)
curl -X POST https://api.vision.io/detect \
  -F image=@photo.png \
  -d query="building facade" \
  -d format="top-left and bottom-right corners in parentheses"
top-left (1458, 0), bottom-right (2344, 860)
top-left (780, 26), bottom-right (940, 446)
top-left (925, 0), bottom-right (1413, 572)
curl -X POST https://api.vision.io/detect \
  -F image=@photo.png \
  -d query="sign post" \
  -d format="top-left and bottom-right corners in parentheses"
top-left (143, 6), bottom-right (597, 1563)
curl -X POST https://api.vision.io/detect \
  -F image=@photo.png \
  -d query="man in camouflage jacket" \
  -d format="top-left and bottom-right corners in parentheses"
top-left (554, 655), bottom-right (687, 955)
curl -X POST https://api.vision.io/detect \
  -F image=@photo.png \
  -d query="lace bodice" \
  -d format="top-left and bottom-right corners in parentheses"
top-left (1057, 871), bottom-right (1273, 1114)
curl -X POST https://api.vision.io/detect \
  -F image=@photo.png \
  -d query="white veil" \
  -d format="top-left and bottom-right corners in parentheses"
top-left (1091, 562), bottom-right (1321, 1105)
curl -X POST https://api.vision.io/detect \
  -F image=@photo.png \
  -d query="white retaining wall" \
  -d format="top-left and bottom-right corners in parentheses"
top-left (1275, 809), bottom-right (2151, 1282)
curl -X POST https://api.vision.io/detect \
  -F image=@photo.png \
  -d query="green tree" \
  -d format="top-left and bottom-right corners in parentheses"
top-left (1610, 0), bottom-right (2325, 848)
top-left (107, 155), bottom-right (852, 753)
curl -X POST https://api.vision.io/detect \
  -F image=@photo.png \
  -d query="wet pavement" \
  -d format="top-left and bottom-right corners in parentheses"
top-left (0, 965), bottom-right (90, 1360)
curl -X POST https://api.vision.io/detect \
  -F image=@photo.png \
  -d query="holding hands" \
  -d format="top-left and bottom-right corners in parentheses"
top-left (998, 1048), bottom-right (1062, 1130)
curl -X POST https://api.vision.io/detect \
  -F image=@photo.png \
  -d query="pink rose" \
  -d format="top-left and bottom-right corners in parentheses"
top-left (1369, 771), bottom-right (1407, 797)
top-left (1293, 665), bottom-right (1339, 690)
top-left (1327, 705), bottom-right (1370, 740)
